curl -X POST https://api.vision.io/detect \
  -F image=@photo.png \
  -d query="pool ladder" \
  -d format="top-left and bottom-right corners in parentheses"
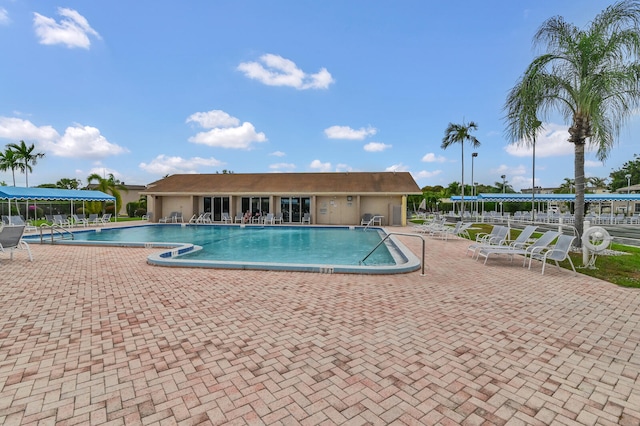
top-left (359, 232), bottom-right (426, 276)
top-left (38, 224), bottom-right (75, 243)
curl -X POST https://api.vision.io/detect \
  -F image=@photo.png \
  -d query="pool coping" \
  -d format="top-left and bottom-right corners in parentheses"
top-left (24, 224), bottom-right (423, 274)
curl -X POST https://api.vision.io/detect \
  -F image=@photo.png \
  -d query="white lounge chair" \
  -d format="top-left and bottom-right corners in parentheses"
top-left (455, 222), bottom-right (475, 240)
top-left (430, 221), bottom-right (462, 240)
top-left (476, 230), bottom-right (560, 267)
top-left (71, 214), bottom-right (88, 227)
top-left (221, 212), bottom-right (232, 223)
top-left (0, 225), bottom-right (33, 261)
top-left (234, 212), bottom-right (244, 223)
top-left (476, 224), bottom-right (536, 252)
top-left (527, 234), bottom-right (576, 275)
top-left (302, 213), bottom-right (311, 224)
top-left (8, 215), bottom-right (25, 225)
top-left (273, 212), bottom-right (283, 224)
top-left (466, 225), bottom-right (509, 258)
top-left (263, 213), bottom-right (274, 225)
top-left (474, 225), bottom-right (538, 264)
top-left (160, 212), bottom-right (181, 223)
top-left (360, 213), bottom-right (373, 226)
top-left (5, 215), bottom-right (36, 232)
top-left (99, 214), bottom-right (112, 225)
top-left (413, 218), bottom-right (447, 234)
top-left (53, 214), bottom-right (71, 227)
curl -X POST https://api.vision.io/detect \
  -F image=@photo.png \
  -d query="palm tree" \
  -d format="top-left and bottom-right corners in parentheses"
top-left (87, 173), bottom-right (128, 216)
top-left (6, 140), bottom-right (45, 187)
top-left (56, 178), bottom-right (82, 190)
top-left (441, 121), bottom-right (481, 215)
top-left (555, 178), bottom-right (575, 194)
top-left (0, 147), bottom-right (20, 186)
top-left (504, 0), bottom-right (640, 243)
top-left (588, 177), bottom-right (608, 191)
top-left (494, 180), bottom-right (514, 194)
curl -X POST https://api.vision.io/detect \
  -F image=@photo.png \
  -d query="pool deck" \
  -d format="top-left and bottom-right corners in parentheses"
top-left (1, 224), bottom-right (639, 425)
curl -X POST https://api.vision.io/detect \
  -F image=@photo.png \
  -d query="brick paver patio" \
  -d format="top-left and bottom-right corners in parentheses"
top-left (1, 227), bottom-right (639, 425)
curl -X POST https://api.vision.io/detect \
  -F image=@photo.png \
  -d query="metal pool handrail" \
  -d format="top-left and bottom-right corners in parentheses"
top-left (360, 232), bottom-right (426, 276)
top-left (39, 223), bottom-right (75, 243)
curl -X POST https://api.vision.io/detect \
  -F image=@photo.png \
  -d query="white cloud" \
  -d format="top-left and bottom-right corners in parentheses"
top-left (0, 116), bottom-right (59, 141)
top-left (0, 117), bottom-right (126, 160)
top-left (585, 160), bottom-right (603, 167)
top-left (269, 162), bottom-right (296, 170)
top-left (421, 152), bottom-right (447, 163)
top-left (324, 125), bottom-right (377, 140)
top-left (269, 151), bottom-right (286, 157)
top-left (414, 170), bottom-right (443, 179)
top-left (510, 175), bottom-right (536, 190)
top-left (505, 122), bottom-right (597, 158)
top-left (139, 154), bottom-right (224, 175)
top-left (490, 164), bottom-right (527, 177)
top-left (187, 110), bottom-right (267, 149)
top-left (47, 125), bottom-right (128, 159)
top-left (33, 8), bottom-right (101, 49)
top-left (364, 142), bottom-right (391, 152)
top-left (0, 8), bottom-right (10, 25)
top-left (238, 53), bottom-right (334, 90)
top-left (385, 163), bottom-right (410, 172)
top-left (186, 110), bottom-right (240, 128)
top-left (335, 163), bottom-right (352, 172)
top-left (309, 159), bottom-right (332, 172)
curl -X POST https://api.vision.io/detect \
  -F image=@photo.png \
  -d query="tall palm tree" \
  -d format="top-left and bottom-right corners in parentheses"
top-left (0, 147), bottom-right (20, 186)
top-left (441, 121), bottom-right (481, 215)
top-left (6, 140), bottom-right (45, 187)
top-left (87, 173), bottom-right (128, 216)
top-left (504, 0), bottom-right (640, 243)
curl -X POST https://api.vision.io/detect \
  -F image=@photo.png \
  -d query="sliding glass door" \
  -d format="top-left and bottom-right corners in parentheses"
top-left (203, 197), bottom-right (230, 221)
top-left (280, 197), bottom-right (310, 223)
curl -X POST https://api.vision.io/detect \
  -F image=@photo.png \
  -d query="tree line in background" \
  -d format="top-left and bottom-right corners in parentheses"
top-left (0, 141), bottom-right (140, 218)
top-left (409, 153), bottom-right (640, 213)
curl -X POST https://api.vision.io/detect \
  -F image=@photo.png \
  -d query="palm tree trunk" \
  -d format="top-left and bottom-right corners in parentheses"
top-left (460, 144), bottom-right (465, 215)
top-left (574, 142), bottom-right (585, 247)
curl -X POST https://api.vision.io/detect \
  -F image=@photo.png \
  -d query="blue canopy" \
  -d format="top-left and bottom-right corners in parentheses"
top-left (450, 193), bottom-right (640, 202)
top-left (0, 186), bottom-right (115, 201)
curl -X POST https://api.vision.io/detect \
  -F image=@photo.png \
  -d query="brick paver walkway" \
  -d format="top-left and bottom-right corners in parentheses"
top-left (1, 227), bottom-right (639, 425)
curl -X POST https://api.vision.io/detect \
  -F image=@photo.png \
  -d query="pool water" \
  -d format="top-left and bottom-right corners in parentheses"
top-left (69, 224), bottom-right (397, 266)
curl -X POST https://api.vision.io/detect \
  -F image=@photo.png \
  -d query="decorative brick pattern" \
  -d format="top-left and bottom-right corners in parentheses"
top-left (0, 227), bottom-right (639, 425)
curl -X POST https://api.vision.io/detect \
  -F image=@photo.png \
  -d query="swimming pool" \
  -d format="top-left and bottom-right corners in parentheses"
top-left (35, 224), bottom-right (422, 274)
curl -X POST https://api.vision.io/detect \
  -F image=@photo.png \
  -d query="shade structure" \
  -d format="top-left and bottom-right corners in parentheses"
top-left (466, 193), bottom-right (640, 202)
top-left (0, 187), bottom-right (115, 202)
top-left (0, 187), bottom-right (116, 225)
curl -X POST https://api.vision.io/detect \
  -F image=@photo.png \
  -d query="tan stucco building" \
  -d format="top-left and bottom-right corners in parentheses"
top-left (141, 172), bottom-right (422, 226)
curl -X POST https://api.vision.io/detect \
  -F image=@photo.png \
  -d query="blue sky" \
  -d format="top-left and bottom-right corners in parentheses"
top-left (1, 1), bottom-right (638, 191)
